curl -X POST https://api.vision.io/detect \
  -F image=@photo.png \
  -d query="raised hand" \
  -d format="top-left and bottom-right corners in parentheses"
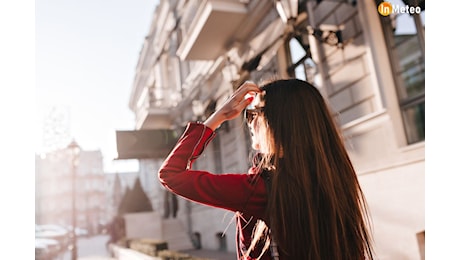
top-left (204, 81), bottom-right (261, 130)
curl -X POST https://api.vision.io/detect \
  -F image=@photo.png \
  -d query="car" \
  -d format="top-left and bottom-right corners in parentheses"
top-left (74, 227), bottom-right (89, 237)
top-left (35, 224), bottom-right (70, 252)
top-left (35, 238), bottom-right (60, 260)
top-left (36, 224), bottom-right (69, 236)
top-left (66, 225), bottom-right (89, 237)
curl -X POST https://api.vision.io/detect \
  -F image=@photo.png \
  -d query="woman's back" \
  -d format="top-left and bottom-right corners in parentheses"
top-left (252, 79), bottom-right (373, 259)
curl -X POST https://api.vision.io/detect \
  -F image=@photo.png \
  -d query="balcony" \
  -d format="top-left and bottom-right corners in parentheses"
top-left (134, 87), bottom-right (181, 130)
top-left (177, 0), bottom-right (248, 60)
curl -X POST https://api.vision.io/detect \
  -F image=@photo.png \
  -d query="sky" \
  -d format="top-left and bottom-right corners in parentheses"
top-left (35, 0), bottom-right (159, 173)
top-left (2, 2), bottom-right (167, 256)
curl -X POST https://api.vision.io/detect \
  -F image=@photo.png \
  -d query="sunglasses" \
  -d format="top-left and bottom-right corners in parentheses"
top-left (244, 107), bottom-right (264, 124)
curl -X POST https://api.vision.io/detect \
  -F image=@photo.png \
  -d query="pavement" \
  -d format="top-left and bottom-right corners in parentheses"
top-left (60, 234), bottom-right (113, 260)
top-left (59, 234), bottom-right (236, 260)
top-left (180, 249), bottom-right (235, 260)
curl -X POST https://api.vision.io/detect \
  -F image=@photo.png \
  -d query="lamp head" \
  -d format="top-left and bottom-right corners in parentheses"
top-left (67, 139), bottom-right (81, 155)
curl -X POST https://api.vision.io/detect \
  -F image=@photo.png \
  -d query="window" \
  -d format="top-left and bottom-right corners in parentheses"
top-left (285, 0), bottom-right (316, 83)
top-left (381, 0), bottom-right (425, 144)
top-left (286, 35), bottom-right (317, 83)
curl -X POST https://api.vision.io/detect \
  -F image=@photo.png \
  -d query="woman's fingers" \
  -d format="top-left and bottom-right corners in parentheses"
top-left (204, 81), bottom-right (261, 130)
top-left (231, 82), bottom-right (261, 111)
top-left (234, 81), bottom-right (261, 100)
top-left (209, 81), bottom-right (261, 121)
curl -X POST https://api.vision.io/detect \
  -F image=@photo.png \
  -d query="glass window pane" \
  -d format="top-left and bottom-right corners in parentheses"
top-left (402, 102), bottom-right (425, 144)
top-left (394, 33), bottom-right (425, 99)
top-left (386, 0), bottom-right (425, 35)
top-left (384, 0), bottom-right (425, 144)
top-left (289, 38), bottom-right (306, 63)
top-left (294, 65), bottom-right (307, 81)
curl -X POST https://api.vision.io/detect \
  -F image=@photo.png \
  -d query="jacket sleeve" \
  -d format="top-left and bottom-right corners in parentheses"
top-left (158, 122), bottom-right (266, 216)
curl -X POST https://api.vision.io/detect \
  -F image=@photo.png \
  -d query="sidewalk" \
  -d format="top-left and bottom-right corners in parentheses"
top-left (111, 246), bottom-right (236, 260)
top-left (180, 249), bottom-right (235, 260)
top-left (73, 250), bottom-right (236, 259)
top-left (61, 234), bottom-right (112, 260)
top-left (77, 257), bottom-right (115, 260)
top-left (60, 234), bottom-right (236, 260)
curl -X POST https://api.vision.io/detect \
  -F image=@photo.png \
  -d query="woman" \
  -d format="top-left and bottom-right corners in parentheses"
top-left (158, 79), bottom-right (374, 259)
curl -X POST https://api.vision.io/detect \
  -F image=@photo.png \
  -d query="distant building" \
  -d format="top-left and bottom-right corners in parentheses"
top-left (35, 148), bottom-right (107, 235)
top-left (126, 0), bottom-right (425, 259)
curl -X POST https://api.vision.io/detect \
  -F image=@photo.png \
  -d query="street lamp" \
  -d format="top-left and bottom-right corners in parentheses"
top-left (67, 139), bottom-right (80, 260)
top-left (276, 0), bottom-right (346, 51)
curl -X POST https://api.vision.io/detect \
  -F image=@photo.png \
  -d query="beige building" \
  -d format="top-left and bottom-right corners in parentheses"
top-left (127, 0), bottom-right (424, 259)
top-left (35, 148), bottom-right (107, 235)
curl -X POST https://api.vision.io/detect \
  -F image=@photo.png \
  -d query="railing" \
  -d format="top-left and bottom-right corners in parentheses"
top-left (137, 87), bottom-right (182, 112)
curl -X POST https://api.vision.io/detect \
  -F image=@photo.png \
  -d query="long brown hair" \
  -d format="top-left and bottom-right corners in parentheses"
top-left (254, 79), bottom-right (374, 259)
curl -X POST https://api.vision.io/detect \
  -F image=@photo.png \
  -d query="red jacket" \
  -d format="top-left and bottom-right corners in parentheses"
top-left (158, 122), bottom-right (272, 260)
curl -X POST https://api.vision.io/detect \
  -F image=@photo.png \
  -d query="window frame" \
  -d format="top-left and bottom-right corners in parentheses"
top-left (380, 6), bottom-right (425, 145)
top-left (285, 35), bottom-right (317, 83)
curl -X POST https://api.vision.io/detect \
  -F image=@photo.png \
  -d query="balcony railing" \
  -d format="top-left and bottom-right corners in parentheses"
top-left (134, 86), bottom-right (183, 129)
top-left (136, 87), bottom-right (181, 111)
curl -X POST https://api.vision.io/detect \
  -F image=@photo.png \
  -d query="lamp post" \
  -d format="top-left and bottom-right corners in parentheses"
top-left (67, 139), bottom-right (80, 260)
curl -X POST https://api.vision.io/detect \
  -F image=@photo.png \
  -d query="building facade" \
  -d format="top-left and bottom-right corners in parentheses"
top-left (128, 0), bottom-right (425, 258)
top-left (36, 148), bottom-right (107, 235)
